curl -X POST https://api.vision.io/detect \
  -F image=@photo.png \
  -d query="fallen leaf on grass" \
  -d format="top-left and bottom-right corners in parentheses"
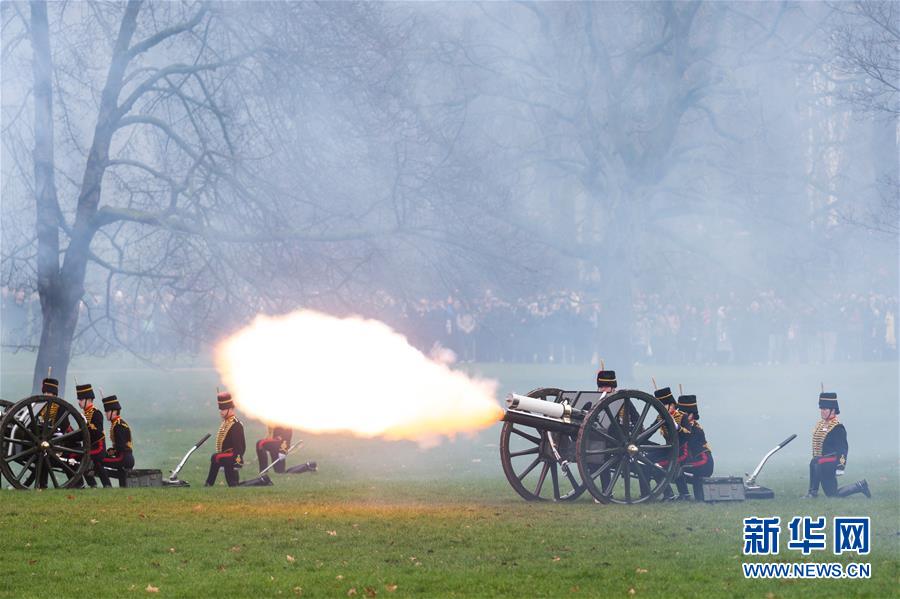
top-left (364, 587), bottom-right (377, 597)
top-left (569, 586), bottom-right (579, 594)
top-left (385, 585), bottom-right (397, 593)
top-left (636, 568), bottom-right (648, 574)
top-left (347, 589), bottom-right (357, 597)
top-left (293, 587), bottom-right (302, 596)
top-left (286, 555), bottom-right (295, 563)
top-left (230, 546), bottom-right (242, 553)
top-left (217, 565), bottom-right (226, 572)
top-left (168, 548), bottom-right (176, 553)
top-left (552, 556), bottom-right (561, 562)
top-left (28, 559), bottom-right (37, 566)
top-left (139, 513), bottom-right (147, 519)
top-left (327, 530), bottom-right (337, 536)
top-left (66, 494), bottom-right (75, 500)
top-left (146, 584), bottom-right (159, 593)
top-left (628, 589), bottom-right (636, 596)
top-left (90, 519), bottom-right (98, 525)
top-left (336, 575), bottom-right (344, 580)
top-left (192, 504), bottom-right (204, 512)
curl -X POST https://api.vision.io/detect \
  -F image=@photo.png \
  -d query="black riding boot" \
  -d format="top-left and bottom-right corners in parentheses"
top-left (803, 459), bottom-right (820, 497)
top-left (837, 479), bottom-right (870, 498)
top-left (285, 461), bottom-right (317, 474)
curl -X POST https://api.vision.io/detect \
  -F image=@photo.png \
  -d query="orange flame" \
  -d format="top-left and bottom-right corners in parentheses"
top-left (214, 310), bottom-right (503, 446)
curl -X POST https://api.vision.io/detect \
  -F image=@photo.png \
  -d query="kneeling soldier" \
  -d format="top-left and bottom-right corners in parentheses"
top-left (804, 391), bottom-right (870, 498)
top-left (206, 392), bottom-right (245, 487)
top-left (674, 394), bottom-right (714, 500)
top-left (256, 424), bottom-right (292, 474)
top-left (101, 394), bottom-right (134, 487)
top-left (76, 383), bottom-right (109, 488)
top-left (649, 386), bottom-right (688, 499)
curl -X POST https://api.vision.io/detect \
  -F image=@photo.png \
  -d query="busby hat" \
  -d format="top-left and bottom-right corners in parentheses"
top-left (596, 370), bottom-right (617, 389)
top-left (41, 377), bottom-right (59, 396)
top-left (654, 387), bottom-right (675, 406)
top-left (818, 391), bottom-right (839, 415)
top-left (75, 384), bottom-right (95, 401)
top-left (217, 391), bottom-right (234, 410)
top-left (677, 394), bottom-right (698, 418)
top-left (102, 394), bottom-right (121, 412)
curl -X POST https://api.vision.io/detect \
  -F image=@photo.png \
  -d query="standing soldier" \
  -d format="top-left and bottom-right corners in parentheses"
top-left (75, 384), bottom-right (109, 488)
top-left (674, 394), bottom-right (714, 500)
top-left (100, 394), bottom-right (134, 487)
top-left (803, 391), bottom-right (870, 498)
top-left (206, 392), bottom-right (245, 487)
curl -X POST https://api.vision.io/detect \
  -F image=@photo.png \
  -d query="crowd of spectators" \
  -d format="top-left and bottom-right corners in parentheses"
top-left (2, 285), bottom-right (897, 366)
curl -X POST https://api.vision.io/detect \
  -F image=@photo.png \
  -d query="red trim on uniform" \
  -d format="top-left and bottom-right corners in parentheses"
top-left (256, 438), bottom-right (277, 449)
top-left (102, 454), bottom-right (124, 464)
top-left (817, 456), bottom-right (837, 464)
top-left (214, 451), bottom-right (234, 463)
top-left (90, 439), bottom-right (106, 456)
top-left (686, 452), bottom-right (709, 468)
top-left (677, 442), bottom-right (689, 464)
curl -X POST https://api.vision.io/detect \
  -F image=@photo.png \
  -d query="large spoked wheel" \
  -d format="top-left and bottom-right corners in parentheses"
top-left (575, 389), bottom-right (678, 504)
top-left (499, 388), bottom-right (586, 501)
top-left (0, 395), bottom-right (90, 489)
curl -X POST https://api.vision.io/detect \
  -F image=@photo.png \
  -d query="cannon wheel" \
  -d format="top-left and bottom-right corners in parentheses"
top-left (575, 389), bottom-right (678, 504)
top-left (499, 388), bottom-right (587, 502)
top-left (0, 395), bottom-right (91, 489)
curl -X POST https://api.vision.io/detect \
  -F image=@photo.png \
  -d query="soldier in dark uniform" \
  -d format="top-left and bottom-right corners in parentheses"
top-left (648, 386), bottom-right (689, 499)
top-left (674, 394), bottom-right (714, 500)
top-left (100, 394), bottom-right (134, 487)
top-left (256, 424), bottom-right (317, 475)
top-left (33, 377), bottom-right (73, 488)
top-left (596, 369), bottom-right (617, 394)
top-left (256, 424), bottom-right (292, 473)
top-left (803, 391), bottom-right (870, 498)
top-left (206, 392), bottom-right (245, 487)
top-left (75, 383), bottom-right (109, 488)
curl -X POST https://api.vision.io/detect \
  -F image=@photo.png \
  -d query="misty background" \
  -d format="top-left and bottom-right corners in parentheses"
top-left (1, 2), bottom-right (897, 475)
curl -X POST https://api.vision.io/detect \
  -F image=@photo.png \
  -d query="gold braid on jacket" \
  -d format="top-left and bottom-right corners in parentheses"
top-left (812, 418), bottom-right (840, 457)
top-left (216, 416), bottom-right (236, 453)
top-left (40, 402), bottom-right (60, 425)
top-left (658, 410), bottom-right (683, 442)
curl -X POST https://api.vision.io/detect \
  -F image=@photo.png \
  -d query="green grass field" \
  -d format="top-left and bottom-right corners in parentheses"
top-left (1, 354), bottom-right (898, 598)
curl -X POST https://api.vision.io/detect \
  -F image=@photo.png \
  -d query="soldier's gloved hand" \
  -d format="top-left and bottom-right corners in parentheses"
top-left (278, 452), bottom-right (287, 461)
top-left (835, 466), bottom-right (845, 476)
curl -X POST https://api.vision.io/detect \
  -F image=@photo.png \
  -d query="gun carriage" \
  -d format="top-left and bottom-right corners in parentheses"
top-left (500, 388), bottom-right (679, 504)
top-left (0, 395), bottom-right (92, 489)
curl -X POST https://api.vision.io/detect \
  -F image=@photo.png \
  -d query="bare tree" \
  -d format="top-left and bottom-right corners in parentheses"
top-left (2, 1), bottom-right (539, 393)
top-left (828, 0), bottom-right (899, 116)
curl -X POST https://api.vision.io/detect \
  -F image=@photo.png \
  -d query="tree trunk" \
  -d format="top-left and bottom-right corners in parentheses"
top-left (28, 0), bottom-right (141, 396)
top-left (30, 0), bottom-right (65, 395)
top-left (32, 296), bottom-right (80, 396)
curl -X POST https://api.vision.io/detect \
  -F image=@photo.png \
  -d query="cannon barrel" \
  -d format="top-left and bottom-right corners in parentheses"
top-left (505, 393), bottom-right (587, 421)
top-left (502, 393), bottom-right (584, 435)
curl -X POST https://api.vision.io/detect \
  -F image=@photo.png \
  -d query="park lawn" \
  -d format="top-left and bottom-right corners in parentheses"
top-left (0, 356), bottom-right (898, 597)
top-left (1, 465), bottom-right (898, 599)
